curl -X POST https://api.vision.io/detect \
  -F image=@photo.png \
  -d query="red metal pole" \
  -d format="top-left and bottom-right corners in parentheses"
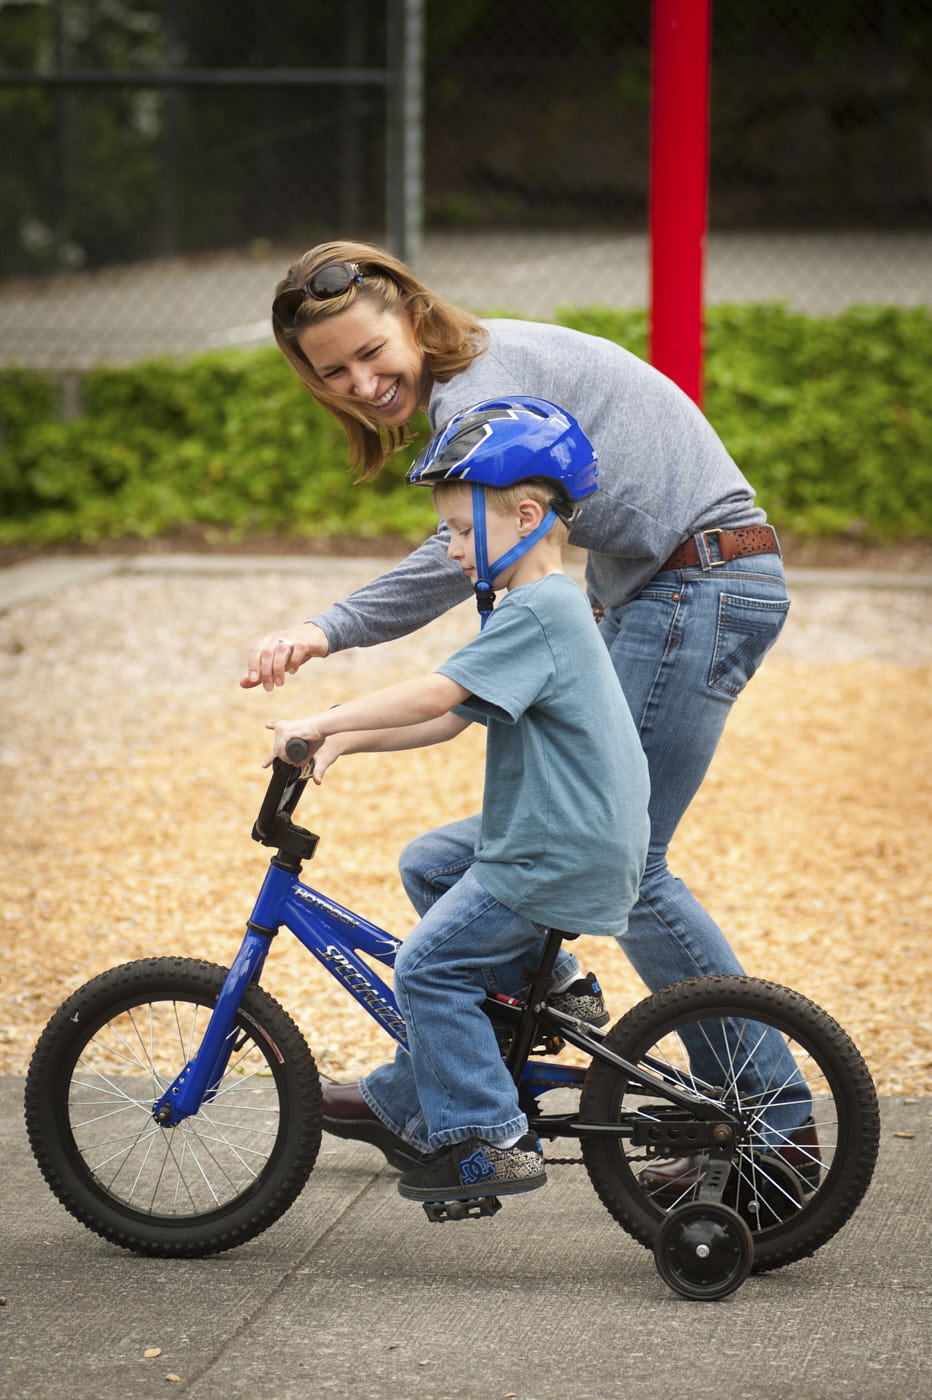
top-left (649, 0), bottom-right (712, 407)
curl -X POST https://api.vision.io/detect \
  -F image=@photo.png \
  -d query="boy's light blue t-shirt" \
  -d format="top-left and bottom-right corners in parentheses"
top-left (437, 574), bottom-right (649, 938)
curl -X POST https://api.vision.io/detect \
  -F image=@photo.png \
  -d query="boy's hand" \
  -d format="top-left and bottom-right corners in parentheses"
top-left (307, 736), bottom-right (343, 785)
top-left (241, 623), bottom-right (329, 691)
top-left (263, 718), bottom-right (325, 769)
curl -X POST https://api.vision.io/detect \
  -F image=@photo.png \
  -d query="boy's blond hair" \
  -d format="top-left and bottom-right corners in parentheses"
top-left (431, 478), bottom-right (570, 546)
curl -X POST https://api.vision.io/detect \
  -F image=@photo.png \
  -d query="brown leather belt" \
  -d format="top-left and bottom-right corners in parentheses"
top-left (660, 525), bottom-right (780, 572)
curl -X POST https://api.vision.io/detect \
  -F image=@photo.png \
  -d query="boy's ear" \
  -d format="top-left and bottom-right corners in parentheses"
top-left (517, 497), bottom-right (545, 533)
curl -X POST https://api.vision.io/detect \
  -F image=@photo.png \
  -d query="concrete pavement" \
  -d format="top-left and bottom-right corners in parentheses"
top-left (2, 230), bottom-right (930, 369)
top-left (1, 1078), bottom-right (928, 1400)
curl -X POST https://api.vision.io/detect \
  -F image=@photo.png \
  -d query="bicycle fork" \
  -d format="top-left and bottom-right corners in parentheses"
top-left (152, 863), bottom-right (291, 1126)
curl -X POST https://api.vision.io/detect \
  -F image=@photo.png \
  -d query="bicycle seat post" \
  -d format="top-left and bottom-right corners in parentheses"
top-left (504, 928), bottom-right (567, 1080)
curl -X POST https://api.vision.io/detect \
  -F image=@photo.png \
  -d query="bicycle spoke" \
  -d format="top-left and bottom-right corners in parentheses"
top-left (85, 1122), bottom-right (162, 1180)
top-left (63, 1001), bottom-right (288, 1216)
top-left (578, 973), bottom-right (882, 1278)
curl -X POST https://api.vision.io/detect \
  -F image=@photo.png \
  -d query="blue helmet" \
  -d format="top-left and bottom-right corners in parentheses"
top-left (406, 396), bottom-right (598, 525)
top-left (407, 397), bottom-right (598, 628)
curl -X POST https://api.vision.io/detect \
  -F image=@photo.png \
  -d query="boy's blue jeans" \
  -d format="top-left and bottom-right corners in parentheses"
top-left (362, 863), bottom-right (567, 1151)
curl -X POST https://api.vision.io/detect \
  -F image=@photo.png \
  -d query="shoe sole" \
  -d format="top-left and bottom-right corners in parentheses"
top-left (549, 1005), bottom-right (610, 1027)
top-left (398, 1172), bottom-right (547, 1202)
top-left (323, 1115), bottom-right (427, 1171)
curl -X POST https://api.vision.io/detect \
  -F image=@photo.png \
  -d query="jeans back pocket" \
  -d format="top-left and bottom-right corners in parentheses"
top-left (709, 593), bottom-right (790, 698)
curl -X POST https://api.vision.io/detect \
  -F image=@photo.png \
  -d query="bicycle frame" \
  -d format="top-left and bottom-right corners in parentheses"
top-left (152, 861), bottom-right (408, 1124)
top-left (153, 761), bottom-right (741, 1150)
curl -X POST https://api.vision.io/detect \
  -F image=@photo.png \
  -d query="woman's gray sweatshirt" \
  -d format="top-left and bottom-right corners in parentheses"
top-left (310, 318), bottom-right (767, 651)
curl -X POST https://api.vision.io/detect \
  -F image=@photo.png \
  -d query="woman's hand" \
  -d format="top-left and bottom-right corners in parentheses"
top-left (240, 622), bottom-right (329, 691)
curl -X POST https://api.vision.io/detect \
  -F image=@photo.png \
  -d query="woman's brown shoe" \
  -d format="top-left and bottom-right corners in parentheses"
top-left (638, 1118), bottom-right (822, 1203)
top-left (322, 1080), bottom-right (427, 1171)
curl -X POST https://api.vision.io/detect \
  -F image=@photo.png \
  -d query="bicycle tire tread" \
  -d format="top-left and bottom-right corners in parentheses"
top-left (25, 957), bottom-right (323, 1257)
top-left (580, 975), bottom-right (879, 1273)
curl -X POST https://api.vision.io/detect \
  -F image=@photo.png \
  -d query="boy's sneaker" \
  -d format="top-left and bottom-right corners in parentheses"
top-left (398, 1132), bottom-right (547, 1201)
top-left (548, 972), bottom-right (610, 1027)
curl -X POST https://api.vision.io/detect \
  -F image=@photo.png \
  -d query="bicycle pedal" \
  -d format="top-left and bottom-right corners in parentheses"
top-left (421, 1196), bottom-right (502, 1223)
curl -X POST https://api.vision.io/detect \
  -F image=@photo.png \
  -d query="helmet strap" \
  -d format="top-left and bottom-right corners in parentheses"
top-left (471, 484), bottom-right (558, 630)
top-left (489, 508), bottom-right (558, 578)
top-left (471, 484), bottom-right (496, 628)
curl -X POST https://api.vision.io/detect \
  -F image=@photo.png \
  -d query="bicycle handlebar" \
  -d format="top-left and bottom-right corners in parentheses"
top-left (252, 748), bottom-right (318, 865)
top-left (285, 738), bottom-right (310, 764)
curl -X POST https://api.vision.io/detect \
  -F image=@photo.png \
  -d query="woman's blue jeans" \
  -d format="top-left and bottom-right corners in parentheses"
top-left (599, 551), bottom-right (806, 1134)
top-left (601, 554), bottom-right (789, 992)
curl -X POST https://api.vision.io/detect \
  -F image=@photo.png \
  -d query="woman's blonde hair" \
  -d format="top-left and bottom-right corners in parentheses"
top-left (272, 240), bottom-right (488, 479)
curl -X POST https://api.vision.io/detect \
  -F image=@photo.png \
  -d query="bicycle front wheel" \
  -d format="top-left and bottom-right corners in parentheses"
top-left (580, 976), bottom-right (879, 1273)
top-left (25, 957), bottom-right (322, 1257)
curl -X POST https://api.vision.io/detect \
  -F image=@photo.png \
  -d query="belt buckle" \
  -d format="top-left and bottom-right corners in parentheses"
top-left (701, 528), bottom-right (726, 567)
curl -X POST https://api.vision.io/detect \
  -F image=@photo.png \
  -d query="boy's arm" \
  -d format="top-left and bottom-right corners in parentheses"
top-left (309, 711), bottom-right (470, 783)
top-left (264, 672), bottom-right (471, 769)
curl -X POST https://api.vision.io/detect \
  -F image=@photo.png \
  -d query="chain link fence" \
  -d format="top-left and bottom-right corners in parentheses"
top-left (0, 0), bottom-right (929, 369)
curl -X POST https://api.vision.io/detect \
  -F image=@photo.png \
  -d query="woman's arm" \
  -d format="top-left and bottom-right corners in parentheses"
top-left (308, 530), bottom-right (472, 652)
top-left (241, 531), bottom-right (473, 692)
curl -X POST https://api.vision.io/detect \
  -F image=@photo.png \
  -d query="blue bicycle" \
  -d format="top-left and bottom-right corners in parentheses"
top-left (25, 748), bottom-right (880, 1300)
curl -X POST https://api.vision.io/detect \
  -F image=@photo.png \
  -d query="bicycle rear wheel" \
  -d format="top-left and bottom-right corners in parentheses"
top-left (25, 957), bottom-right (322, 1257)
top-left (580, 976), bottom-right (879, 1273)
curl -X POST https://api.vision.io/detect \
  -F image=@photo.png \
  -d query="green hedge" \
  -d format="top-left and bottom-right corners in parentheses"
top-left (1, 302), bottom-right (929, 547)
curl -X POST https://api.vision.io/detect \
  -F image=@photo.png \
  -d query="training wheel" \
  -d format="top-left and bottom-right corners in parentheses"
top-left (654, 1202), bottom-right (754, 1301)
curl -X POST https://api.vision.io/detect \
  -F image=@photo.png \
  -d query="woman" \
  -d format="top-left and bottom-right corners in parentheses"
top-left (242, 239), bottom-right (798, 1171)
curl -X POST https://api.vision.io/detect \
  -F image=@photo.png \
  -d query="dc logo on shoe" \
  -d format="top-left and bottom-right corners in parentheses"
top-left (460, 1149), bottom-right (496, 1185)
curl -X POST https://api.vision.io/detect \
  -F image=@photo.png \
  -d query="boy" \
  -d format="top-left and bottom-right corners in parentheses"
top-left (266, 398), bottom-right (650, 1202)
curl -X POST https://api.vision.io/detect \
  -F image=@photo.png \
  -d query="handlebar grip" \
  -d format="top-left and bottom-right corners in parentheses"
top-left (285, 737), bottom-right (310, 764)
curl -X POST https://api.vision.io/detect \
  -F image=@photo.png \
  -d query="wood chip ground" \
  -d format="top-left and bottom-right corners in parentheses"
top-left (1, 562), bottom-right (928, 1095)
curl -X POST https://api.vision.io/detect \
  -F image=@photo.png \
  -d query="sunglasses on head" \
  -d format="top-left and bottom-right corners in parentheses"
top-left (272, 261), bottom-right (365, 326)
